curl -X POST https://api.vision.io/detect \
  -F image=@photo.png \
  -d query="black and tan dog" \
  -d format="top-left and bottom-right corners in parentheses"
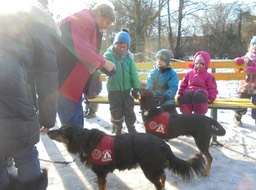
top-left (47, 125), bottom-right (205, 190)
top-left (136, 89), bottom-right (226, 176)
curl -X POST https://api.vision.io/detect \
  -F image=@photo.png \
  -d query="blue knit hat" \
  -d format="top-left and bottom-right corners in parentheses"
top-left (155, 49), bottom-right (173, 65)
top-left (113, 29), bottom-right (131, 48)
top-left (250, 36), bottom-right (256, 46)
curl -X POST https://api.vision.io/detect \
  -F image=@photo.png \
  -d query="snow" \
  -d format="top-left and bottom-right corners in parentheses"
top-left (28, 81), bottom-right (256, 189)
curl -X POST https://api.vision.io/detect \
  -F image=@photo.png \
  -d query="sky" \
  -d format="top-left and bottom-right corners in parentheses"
top-left (48, 0), bottom-right (256, 22)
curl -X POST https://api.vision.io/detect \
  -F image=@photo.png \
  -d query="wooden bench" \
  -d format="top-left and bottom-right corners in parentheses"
top-left (89, 60), bottom-right (256, 143)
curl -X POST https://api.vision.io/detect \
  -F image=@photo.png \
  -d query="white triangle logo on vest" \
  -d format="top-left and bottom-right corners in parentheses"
top-left (156, 124), bottom-right (165, 134)
top-left (102, 150), bottom-right (112, 162)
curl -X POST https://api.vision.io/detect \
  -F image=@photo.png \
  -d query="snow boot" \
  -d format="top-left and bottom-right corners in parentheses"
top-left (127, 125), bottom-right (137, 134)
top-left (5, 169), bottom-right (48, 190)
top-left (233, 113), bottom-right (242, 127)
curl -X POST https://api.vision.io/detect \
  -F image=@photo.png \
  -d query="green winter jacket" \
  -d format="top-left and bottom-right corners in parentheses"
top-left (103, 46), bottom-right (141, 91)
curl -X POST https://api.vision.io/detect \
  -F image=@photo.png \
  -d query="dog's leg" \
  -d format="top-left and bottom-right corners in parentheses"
top-left (140, 166), bottom-right (163, 190)
top-left (203, 151), bottom-right (212, 176)
top-left (200, 150), bottom-right (212, 176)
top-left (97, 174), bottom-right (107, 190)
top-left (160, 173), bottom-right (166, 190)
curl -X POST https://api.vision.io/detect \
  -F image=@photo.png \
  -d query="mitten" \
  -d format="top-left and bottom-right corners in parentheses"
top-left (131, 89), bottom-right (140, 99)
top-left (234, 57), bottom-right (244, 65)
top-left (156, 94), bottom-right (169, 104)
top-left (100, 68), bottom-right (116, 76)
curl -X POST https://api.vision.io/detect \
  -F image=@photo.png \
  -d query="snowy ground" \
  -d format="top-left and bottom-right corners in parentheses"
top-left (35, 81), bottom-right (256, 190)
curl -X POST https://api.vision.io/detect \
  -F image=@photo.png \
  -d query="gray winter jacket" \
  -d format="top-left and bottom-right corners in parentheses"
top-left (0, 13), bottom-right (59, 154)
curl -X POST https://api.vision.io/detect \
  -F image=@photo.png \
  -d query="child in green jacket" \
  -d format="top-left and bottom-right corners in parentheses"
top-left (103, 29), bottom-right (141, 135)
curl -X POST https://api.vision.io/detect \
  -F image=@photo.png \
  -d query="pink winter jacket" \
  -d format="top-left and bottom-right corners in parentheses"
top-left (234, 51), bottom-right (256, 94)
top-left (178, 51), bottom-right (218, 103)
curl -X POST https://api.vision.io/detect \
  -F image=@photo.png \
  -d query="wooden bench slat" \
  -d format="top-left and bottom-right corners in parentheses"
top-left (100, 72), bottom-right (246, 81)
top-left (100, 60), bottom-right (246, 81)
top-left (88, 96), bottom-right (256, 109)
top-left (136, 60), bottom-right (246, 70)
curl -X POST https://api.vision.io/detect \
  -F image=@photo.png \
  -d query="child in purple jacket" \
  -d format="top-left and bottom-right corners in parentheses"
top-left (177, 51), bottom-right (218, 115)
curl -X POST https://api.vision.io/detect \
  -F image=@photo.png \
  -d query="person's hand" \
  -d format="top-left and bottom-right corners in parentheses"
top-left (103, 60), bottom-right (116, 72)
top-left (101, 60), bottom-right (116, 76)
top-left (234, 57), bottom-right (244, 65)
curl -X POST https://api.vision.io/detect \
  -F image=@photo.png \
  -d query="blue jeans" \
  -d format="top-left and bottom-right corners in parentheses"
top-left (58, 93), bottom-right (84, 127)
top-left (0, 146), bottom-right (41, 190)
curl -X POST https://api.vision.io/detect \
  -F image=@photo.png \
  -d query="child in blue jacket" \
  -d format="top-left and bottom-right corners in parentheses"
top-left (146, 49), bottom-right (179, 114)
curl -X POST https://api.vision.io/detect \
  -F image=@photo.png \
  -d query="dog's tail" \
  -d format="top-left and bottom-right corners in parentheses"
top-left (167, 147), bottom-right (205, 182)
top-left (208, 118), bottom-right (226, 136)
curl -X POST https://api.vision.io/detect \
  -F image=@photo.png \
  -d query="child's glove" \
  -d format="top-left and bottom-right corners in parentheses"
top-left (100, 68), bottom-right (116, 76)
top-left (155, 94), bottom-right (169, 105)
top-left (234, 57), bottom-right (244, 65)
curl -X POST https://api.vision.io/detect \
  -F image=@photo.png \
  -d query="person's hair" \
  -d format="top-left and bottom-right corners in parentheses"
top-left (91, 3), bottom-right (115, 21)
top-left (248, 44), bottom-right (256, 52)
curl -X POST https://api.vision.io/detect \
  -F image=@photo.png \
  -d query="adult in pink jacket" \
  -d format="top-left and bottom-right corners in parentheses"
top-left (177, 51), bottom-right (218, 115)
top-left (57, 3), bottom-right (116, 128)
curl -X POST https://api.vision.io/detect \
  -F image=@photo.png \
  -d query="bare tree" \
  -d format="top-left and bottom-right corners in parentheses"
top-left (199, 2), bottom-right (256, 58)
top-left (111, 0), bottom-right (167, 60)
top-left (173, 0), bottom-right (210, 58)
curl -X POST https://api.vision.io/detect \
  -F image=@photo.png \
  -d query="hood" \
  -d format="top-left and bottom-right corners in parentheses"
top-left (192, 51), bottom-right (211, 72)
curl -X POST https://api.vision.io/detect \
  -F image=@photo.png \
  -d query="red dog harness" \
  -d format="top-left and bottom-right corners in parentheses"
top-left (88, 136), bottom-right (115, 165)
top-left (144, 112), bottom-right (170, 137)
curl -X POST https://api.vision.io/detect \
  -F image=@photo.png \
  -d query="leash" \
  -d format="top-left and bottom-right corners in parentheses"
top-left (39, 158), bottom-right (74, 165)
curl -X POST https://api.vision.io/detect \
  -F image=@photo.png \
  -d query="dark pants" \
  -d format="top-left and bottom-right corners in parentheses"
top-left (108, 90), bottom-right (136, 127)
top-left (235, 93), bottom-right (256, 119)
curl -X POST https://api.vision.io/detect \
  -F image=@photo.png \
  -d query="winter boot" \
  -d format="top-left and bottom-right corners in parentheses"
top-left (6, 169), bottom-right (48, 190)
top-left (85, 108), bottom-right (96, 119)
top-left (113, 124), bottom-right (123, 135)
top-left (234, 113), bottom-right (242, 127)
top-left (111, 114), bottom-right (124, 135)
top-left (127, 125), bottom-right (137, 134)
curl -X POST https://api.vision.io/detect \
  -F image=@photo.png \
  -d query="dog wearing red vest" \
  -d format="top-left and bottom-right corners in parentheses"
top-left (47, 125), bottom-right (206, 190)
top-left (135, 89), bottom-right (226, 176)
